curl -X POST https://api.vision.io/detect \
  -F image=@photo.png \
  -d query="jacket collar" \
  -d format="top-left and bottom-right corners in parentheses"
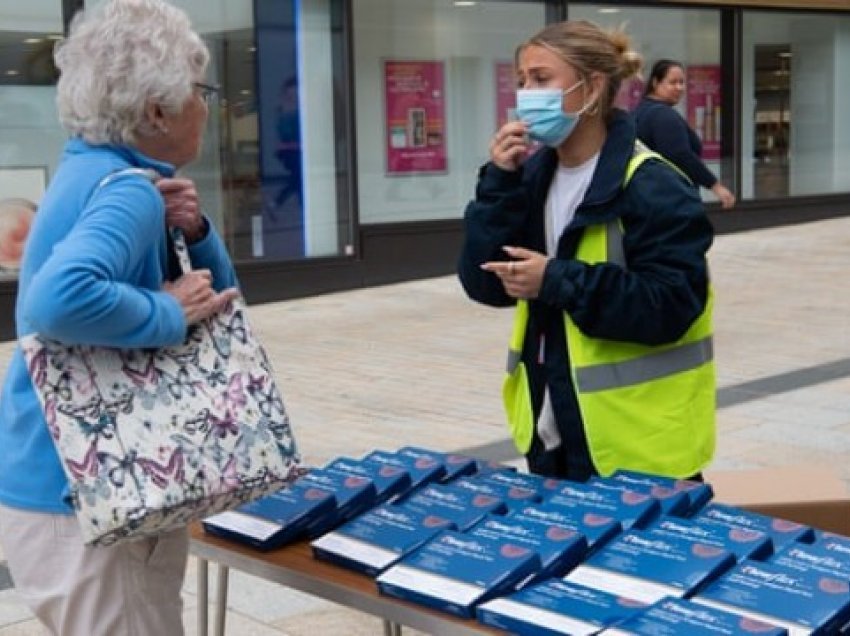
top-left (526, 109), bottom-right (635, 213)
top-left (66, 138), bottom-right (177, 178)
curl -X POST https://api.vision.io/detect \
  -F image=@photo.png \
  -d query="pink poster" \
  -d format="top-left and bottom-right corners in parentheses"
top-left (495, 61), bottom-right (516, 129)
top-left (615, 76), bottom-right (644, 112)
top-left (384, 60), bottom-right (447, 174)
top-left (686, 65), bottom-right (722, 161)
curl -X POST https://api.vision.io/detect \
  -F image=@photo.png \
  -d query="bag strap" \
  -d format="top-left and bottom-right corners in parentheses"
top-left (95, 167), bottom-right (192, 275)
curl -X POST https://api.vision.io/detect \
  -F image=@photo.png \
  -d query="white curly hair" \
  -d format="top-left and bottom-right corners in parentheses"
top-left (54, 0), bottom-right (209, 145)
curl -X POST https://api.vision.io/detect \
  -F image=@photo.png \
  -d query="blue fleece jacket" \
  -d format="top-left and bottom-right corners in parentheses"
top-left (632, 97), bottom-right (718, 189)
top-left (0, 139), bottom-right (238, 513)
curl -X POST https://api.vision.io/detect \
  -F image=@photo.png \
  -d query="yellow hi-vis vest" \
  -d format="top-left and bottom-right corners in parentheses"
top-left (502, 143), bottom-right (715, 478)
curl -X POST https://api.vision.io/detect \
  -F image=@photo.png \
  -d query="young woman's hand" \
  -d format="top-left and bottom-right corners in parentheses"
top-left (489, 121), bottom-right (530, 172)
top-left (481, 246), bottom-right (549, 299)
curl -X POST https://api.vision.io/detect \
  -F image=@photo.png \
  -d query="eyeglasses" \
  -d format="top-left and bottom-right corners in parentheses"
top-left (193, 82), bottom-right (221, 103)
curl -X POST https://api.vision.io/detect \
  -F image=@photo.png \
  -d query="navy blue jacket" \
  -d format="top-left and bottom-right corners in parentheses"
top-left (457, 110), bottom-right (713, 480)
top-left (633, 97), bottom-right (717, 189)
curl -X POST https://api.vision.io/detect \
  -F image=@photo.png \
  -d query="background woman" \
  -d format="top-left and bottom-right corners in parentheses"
top-left (0, 1), bottom-right (239, 633)
top-left (458, 21), bottom-right (715, 482)
top-left (633, 59), bottom-right (736, 209)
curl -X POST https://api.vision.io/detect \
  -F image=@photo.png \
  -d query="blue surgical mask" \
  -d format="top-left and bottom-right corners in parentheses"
top-left (515, 81), bottom-right (588, 147)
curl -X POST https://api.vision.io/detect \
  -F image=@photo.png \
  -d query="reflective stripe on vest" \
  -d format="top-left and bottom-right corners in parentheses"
top-left (575, 335), bottom-right (713, 393)
top-left (501, 143), bottom-right (715, 476)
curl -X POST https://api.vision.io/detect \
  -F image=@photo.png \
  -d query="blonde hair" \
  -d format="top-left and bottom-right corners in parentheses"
top-left (54, 0), bottom-right (209, 145)
top-left (516, 20), bottom-right (643, 121)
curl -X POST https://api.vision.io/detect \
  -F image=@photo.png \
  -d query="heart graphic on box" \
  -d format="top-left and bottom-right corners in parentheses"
top-left (472, 495), bottom-right (499, 508)
top-left (620, 491), bottom-right (650, 505)
top-left (772, 519), bottom-right (804, 533)
top-left (545, 526), bottom-right (576, 542)
top-left (344, 476), bottom-right (369, 488)
top-left (583, 513), bottom-right (614, 527)
top-left (729, 528), bottom-right (763, 543)
top-left (740, 617), bottom-right (789, 633)
top-left (500, 543), bottom-right (531, 558)
top-left (691, 543), bottom-right (726, 558)
top-left (818, 577), bottom-right (850, 594)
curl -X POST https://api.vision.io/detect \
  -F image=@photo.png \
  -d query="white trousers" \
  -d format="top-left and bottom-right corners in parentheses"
top-left (0, 504), bottom-right (188, 636)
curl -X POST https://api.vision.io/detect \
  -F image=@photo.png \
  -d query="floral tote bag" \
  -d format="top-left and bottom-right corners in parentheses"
top-left (20, 170), bottom-right (301, 546)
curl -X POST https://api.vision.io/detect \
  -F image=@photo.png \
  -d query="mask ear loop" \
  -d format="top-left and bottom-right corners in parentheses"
top-left (566, 80), bottom-right (597, 118)
top-left (576, 75), bottom-right (602, 118)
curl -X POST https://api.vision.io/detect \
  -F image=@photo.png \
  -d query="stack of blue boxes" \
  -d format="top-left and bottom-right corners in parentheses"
top-left (202, 446), bottom-right (850, 634)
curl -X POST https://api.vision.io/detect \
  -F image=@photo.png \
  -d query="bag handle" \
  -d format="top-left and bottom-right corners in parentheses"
top-left (96, 167), bottom-right (193, 275)
top-left (169, 228), bottom-right (193, 274)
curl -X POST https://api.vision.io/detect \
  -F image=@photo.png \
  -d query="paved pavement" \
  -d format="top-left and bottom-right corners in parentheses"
top-left (1, 216), bottom-right (850, 634)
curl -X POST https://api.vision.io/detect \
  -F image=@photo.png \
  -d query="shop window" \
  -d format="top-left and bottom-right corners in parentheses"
top-left (0, 10), bottom-right (65, 281)
top-left (570, 4), bottom-right (730, 206)
top-left (352, 0), bottom-right (547, 224)
top-left (86, 0), bottom-right (353, 264)
top-left (742, 12), bottom-right (850, 200)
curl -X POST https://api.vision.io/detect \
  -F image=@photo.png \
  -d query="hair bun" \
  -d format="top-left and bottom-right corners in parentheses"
top-left (607, 29), bottom-right (643, 80)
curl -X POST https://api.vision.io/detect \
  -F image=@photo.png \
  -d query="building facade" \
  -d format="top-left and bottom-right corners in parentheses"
top-left (1, 0), bottom-right (849, 339)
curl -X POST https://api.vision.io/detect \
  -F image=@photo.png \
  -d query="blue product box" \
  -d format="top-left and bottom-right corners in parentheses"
top-left (606, 596), bottom-right (788, 635)
top-left (477, 579), bottom-right (647, 636)
top-left (609, 469), bottom-right (714, 515)
top-left (769, 537), bottom-right (850, 580)
top-left (508, 503), bottom-right (622, 553)
top-left (693, 503), bottom-right (816, 551)
top-left (546, 481), bottom-right (662, 530)
top-left (647, 516), bottom-right (774, 562)
top-left (694, 559), bottom-right (850, 635)
top-left (376, 529), bottom-right (542, 618)
top-left (565, 529), bottom-right (736, 605)
top-left (323, 456), bottom-right (412, 504)
top-left (814, 531), bottom-right (850, 546)
top-left (452, 476), bottom-right (542, 510)
top-left (299, 468), bottom-right (378, 537)
top-left (363, 449), bottom-right (446, 491)
top-left (395, 482), bottom-right (506, 531)
top-left (589, 476), bottom-right (691, 517)
top-left (479, 469), bottom-right (550, 498)
top-left (474, 458), bottom-right (518, 475)
top-left (310, 503), bottom-right (455, 576)
top-left (202, 481), bottom-right (336, 550)
top-left (395, 446), bottom-right (477, 483)
top-left (466, 513), bottom-right (588, 584)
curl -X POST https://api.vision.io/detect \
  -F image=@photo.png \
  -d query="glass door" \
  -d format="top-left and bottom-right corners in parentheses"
top-left (753, 44), bottom-right (791, 198)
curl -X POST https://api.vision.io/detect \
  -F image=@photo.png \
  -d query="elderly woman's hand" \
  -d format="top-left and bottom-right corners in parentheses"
top-left (163, 269), bottom-right (240, 325)
top-left (158, 178), bottom-right (207, 243)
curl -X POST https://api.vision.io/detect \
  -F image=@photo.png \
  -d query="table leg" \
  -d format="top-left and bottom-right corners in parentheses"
top-left (382, 619), bottom-right (402, 636)
top-left (197, 557), bottom-right (208, 636)
top-left (214, 564), bottom-right (230, 636)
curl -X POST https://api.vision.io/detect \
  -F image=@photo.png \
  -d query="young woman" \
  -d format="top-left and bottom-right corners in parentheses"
top-left (458, 21), bottom-right (716, 483)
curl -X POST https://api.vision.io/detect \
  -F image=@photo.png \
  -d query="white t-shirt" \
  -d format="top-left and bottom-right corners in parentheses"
top-left (544, 153), bottom-right (600, 256)
top-left (538, 152), bottom-right (599, 451)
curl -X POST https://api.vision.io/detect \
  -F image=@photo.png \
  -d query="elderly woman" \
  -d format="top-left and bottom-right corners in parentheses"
top-left (0, 0), bottom-right (238, 633)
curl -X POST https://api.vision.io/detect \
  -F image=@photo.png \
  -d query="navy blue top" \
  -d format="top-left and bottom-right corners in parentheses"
top-left (458, 110), bottom-right (712, 481)
top-left (632, 97), bottom-right (717, 189)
